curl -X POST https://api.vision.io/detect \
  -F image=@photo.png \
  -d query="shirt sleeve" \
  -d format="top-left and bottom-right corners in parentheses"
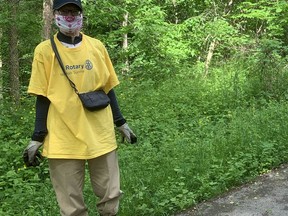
top-left (27, 45), bottom-right (49, 97)
top-left (101, 45), bottom-right (120, 93)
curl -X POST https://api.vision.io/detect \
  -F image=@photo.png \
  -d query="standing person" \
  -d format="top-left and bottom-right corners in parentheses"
top-left (23, 0), bottom-right (137, 215)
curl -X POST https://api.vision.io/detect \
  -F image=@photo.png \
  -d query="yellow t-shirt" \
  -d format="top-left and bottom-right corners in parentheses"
top-left (28, 34), bottom-right (119, 159)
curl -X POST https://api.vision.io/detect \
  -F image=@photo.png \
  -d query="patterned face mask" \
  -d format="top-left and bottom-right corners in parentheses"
top-left (55, 14), bottom-right (83, 34)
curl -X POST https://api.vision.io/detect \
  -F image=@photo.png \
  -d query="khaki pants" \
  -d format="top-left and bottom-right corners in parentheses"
top-left (48, 150), bottom-right (121, 216)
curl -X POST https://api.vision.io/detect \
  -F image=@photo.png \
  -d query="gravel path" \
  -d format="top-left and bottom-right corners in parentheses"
top-left (174, 164), bottom-right (288, 216)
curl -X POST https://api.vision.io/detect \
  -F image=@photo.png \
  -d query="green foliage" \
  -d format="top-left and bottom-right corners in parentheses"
top-left (0, 0), bottom-right (43, 97)
top-left (243, 39), bottom-right (288, 101)
top-left (0, 97), bottom-right (57, 215)
top-left (1, 0), bottom-right (288, 97)
top-left (128, 5), bottom-right (171, 79)
top-left (1, 0), bottom-right (288, 215)
top-left (2, 59), bottom-right (288, 215)
top-left (232, 0), bottom-right (288, 39)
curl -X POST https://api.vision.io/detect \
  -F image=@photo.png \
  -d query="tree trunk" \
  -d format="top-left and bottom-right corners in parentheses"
top-left (122, 12), bottom-right (129, 74)
top-left (172, 0), bottom-right (178, 24)
top-left (204, 40), bottom-right (217, 78)
top-left (9, 0), bottom-right (20, 104)
top-left (42, 0), bottom-right (53, 39)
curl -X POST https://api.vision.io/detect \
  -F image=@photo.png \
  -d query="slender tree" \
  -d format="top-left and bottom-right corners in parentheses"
top-left (122, 12), bottom-right (129, 74)
top-left (8, 0), bottom-right (20, 104)
top-left (42, 0), bottom-right (53, 39)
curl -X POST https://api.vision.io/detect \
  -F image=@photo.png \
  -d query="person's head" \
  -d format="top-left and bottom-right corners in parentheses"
top-left (53, 0), bottom-right (83, 37)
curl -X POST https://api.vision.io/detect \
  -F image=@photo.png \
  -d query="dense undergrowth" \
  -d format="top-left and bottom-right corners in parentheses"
top-left (1, 59), bottom-right (288, 215)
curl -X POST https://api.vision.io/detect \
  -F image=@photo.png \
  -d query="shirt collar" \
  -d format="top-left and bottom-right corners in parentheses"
top-left (57, 32), bottom-right (82, 45)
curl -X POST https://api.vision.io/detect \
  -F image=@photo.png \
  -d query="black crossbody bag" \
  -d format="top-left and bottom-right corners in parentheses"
top-left (50, 36), bottom-right (110, 111)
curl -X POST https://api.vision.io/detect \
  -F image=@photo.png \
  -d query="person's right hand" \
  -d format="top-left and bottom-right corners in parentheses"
top-left (117, 123), bottom-right (137, 144)
top-left (23, 141), bottom-right (43, 167)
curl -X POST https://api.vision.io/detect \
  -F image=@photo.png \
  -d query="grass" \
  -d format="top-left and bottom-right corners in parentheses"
top-left (1, 62), bottom-right (288, 215)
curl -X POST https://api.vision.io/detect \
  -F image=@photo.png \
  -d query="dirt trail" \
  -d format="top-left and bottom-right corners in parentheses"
top-left (174, 164), bottom-right (288, 216)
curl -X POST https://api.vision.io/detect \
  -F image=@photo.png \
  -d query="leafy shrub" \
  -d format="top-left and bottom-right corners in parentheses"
top-left (2, 60), bottom-right (288, 215)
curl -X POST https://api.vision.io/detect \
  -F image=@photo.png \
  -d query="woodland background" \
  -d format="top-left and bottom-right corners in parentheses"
top-left (1, 0), bottom-right (288, 215)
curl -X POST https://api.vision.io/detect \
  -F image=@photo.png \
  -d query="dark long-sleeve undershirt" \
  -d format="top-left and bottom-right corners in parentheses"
top-left (31, 95), bottom-right (50, 142)
top-left (31, 89), bottom-right (126, 142)
top-left (107, 90), bottom-right (126, 127)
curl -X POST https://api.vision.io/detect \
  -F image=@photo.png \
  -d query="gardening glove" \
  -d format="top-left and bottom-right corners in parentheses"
top-left (23, 141), bottom-right (43, 167)
top-left (117, 123), bottom-right (137, 144)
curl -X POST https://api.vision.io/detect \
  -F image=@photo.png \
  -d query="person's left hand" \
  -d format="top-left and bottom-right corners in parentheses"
top-left (117, 123), bottom-right (137, 144)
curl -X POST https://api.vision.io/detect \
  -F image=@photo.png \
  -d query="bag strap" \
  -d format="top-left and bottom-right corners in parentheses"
top-left (50, 36), bottom-right (79, 94)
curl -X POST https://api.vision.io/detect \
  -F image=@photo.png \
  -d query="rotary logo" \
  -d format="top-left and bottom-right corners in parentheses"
top-left (85, 60), bottom-right (93, 70)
